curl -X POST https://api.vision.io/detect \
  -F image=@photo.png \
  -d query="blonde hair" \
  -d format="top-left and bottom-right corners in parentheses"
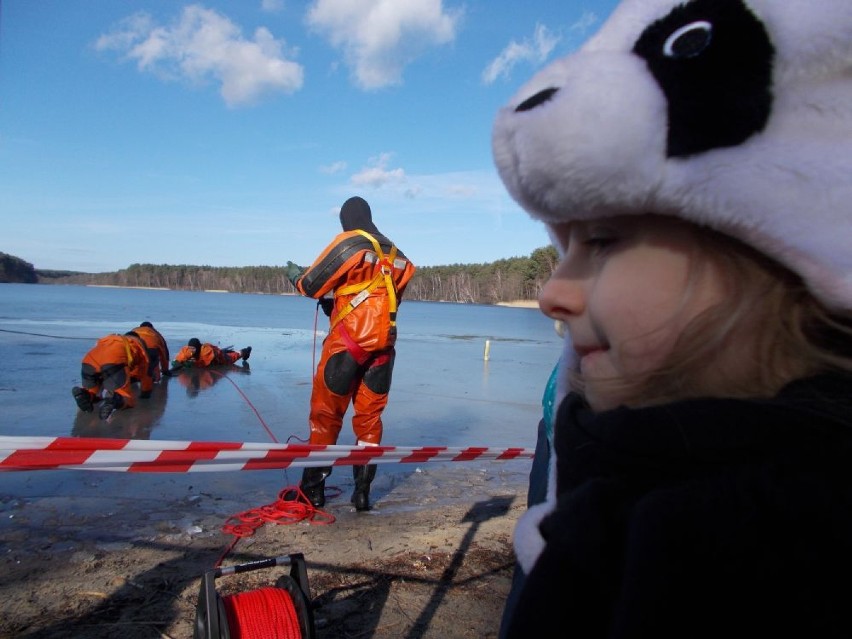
top-left (571, 221), bottom-right (852, 407)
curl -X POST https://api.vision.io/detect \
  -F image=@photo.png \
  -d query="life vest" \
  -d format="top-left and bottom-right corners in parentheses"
top-left (329, 230), bottom-right (402, 331)
top-left (296, 229), bottom-right (416, 353)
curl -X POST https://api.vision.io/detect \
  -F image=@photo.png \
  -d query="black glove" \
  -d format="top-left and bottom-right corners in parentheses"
top-left (319, 297), bottom-right (334, 317)
top-left (162, 369), bottom-right (173, 378)
top-left (99, 402), bottom-right (115, 420)
top-left (286, 261), bottom-right (304, 286)
top-left (171, 360), bottom-right (192, 371)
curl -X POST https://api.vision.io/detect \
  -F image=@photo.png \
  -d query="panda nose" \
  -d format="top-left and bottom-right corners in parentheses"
top-left (515, 87), bottom-right (559, 112)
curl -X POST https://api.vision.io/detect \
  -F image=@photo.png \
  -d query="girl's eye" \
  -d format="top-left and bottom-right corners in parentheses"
top-left (583, 235), bottom-right (618, 250)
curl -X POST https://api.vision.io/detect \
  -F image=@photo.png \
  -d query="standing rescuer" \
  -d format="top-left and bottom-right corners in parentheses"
top-left (287, 196), bottom-right (416, 511)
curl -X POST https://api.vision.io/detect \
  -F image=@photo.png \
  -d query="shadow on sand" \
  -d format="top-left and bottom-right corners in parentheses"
top-left (10, 495), bottom-right (515, 638)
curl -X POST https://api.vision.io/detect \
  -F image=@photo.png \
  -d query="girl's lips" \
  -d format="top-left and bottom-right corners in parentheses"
top-left (574, 344), bottom-right (605, 358)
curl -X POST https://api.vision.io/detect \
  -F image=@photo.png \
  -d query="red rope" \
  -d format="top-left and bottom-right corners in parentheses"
top-left (213, 304), bottom-right (326, 569)
top-left (312, 302), bottom-right (320, 378)
top-left (222, 486), bottom-right (335, 537)
top-left (215, 485), bottom-right (335, 568)
top-left (210, 370), bottom-right (279, 444)
top-left (223, 587), bottom-right (302, 638)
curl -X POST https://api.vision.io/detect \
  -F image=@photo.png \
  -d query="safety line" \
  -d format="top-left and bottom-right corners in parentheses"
top-left (209, 370), bottom-right (279, 443)
top-left (0, 327), bottom-right (93, 340)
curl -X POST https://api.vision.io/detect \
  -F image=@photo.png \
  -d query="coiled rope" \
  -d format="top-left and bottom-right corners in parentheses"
top-left (222, 587), bottom-right (302, 639)
top-left (215, 486), bottom-right (335, 568)
top-left (222, 486), bottom-right (335, 538)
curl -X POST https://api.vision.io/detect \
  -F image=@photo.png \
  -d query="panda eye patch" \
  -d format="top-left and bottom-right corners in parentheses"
top-left (663, 20), bottom-right (712, 58)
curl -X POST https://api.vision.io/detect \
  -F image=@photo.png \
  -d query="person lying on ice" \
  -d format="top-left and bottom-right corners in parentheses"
top-left (170, 338), bottom-right (251, 370)
top-left (72, 331), bottom-right (154, 420)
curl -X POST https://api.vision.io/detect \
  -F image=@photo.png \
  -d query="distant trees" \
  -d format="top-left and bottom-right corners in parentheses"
top-left (4, 245), bottom-right (559, 304)
top-left (0, 252), bottom-right (37, 283)
top-left (405, 246), bottom-right (558, 303)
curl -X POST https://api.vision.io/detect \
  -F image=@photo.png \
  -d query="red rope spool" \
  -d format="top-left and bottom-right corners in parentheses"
top-left (222, 586), bottom-right (302, 639)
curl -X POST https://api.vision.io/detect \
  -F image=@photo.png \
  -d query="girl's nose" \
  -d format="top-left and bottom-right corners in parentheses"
top-left (538, 267), bottom-right (585, 319)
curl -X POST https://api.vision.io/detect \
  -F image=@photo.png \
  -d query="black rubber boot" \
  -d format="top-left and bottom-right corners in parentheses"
top-left (98, 393), bottom-right (124, 420)
top-left (351, 464), bottom-right (377, 512)
top-left (300, 466), bottom-right (332, 507)
top-left (72, 387), bottom-right (94, 412)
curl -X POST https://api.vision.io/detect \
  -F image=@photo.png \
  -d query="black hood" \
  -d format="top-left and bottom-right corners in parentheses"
top-left (339, 196), bottom-right (380, 234)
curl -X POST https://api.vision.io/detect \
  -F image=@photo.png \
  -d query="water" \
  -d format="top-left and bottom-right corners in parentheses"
top-left (0, 284), bottom-right (559, 525)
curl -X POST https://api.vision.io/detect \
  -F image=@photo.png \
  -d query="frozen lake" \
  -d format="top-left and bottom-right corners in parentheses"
top-left (0, 284), bottom-right (558, 534)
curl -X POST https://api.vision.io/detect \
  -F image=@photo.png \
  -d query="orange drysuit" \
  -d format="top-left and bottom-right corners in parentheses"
top-left (79, 333), bottom-right (152, 409)
top-left (174, 342), bottom-right (241, 367)
top-left (293, 209), bottom-right (416, 446)
top-left (130, 324), bottom-right (170, 382)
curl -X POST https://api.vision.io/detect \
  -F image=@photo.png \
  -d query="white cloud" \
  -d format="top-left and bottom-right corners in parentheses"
top-left (571, 10), bottom-right (598, 35)
top-left (404, 185), bottom-right (423, 198)
top-left (481, 23), bottom-right (560, 85)
top-left (350, 153), bottom-right (406, 187)
top-left (95, 4), bottom-right (304, 107)
top-left (319, 160), bottom-right (347, 174)
top-left (261, 0), bottom-right (284, 12)
top-left (445, 183), bottom-right (477, 197)
top-left (306, 0), bottom-right (462, 90)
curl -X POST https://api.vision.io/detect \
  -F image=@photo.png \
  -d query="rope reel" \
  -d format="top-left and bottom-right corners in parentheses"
top-left (194, 554), bottom-right (315, 639)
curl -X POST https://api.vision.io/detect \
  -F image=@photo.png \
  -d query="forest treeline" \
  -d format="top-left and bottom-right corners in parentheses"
top-left (18, 245), bottom-right (559, 305)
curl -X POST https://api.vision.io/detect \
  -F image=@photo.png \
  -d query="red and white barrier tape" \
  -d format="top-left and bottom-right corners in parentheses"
top-left (0, 436), bottom-right (534, 473)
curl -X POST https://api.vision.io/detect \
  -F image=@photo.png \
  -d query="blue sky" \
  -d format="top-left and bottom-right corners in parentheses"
top-left (1, 0), bottom-right (617, 273)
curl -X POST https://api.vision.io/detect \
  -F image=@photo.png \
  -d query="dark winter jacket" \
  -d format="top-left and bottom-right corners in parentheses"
top-left (506, 373), bottom-right (852, 638)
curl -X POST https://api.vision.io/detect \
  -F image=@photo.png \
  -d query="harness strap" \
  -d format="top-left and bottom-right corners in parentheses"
top-left (337, 322), bottom-right (392, 367)
top-left (336, 322), bottom-right (371, 365)
top-left (329, 230), bottom-right (400, 332)
top-left (120, 335), bottom-right (134, 368)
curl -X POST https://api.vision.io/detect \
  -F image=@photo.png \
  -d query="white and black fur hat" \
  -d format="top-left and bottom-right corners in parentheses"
top-left (493, 0), bottom-right (852, 312)
top-left (492, 0), bottom-right (852, 574)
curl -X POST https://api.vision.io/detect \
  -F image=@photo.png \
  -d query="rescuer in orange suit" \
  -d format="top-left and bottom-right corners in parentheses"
top-left (129, 321), bottom-right (171, 383)
top-left (287, 196), bottom-right (416, 511)
top-left (171, 338), bottom-right (251, 369)
top-left (72, 332), bottom-right (153, 420)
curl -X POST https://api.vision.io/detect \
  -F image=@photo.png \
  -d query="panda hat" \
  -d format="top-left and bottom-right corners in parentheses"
top-left (493, 0), bottom-right (852, 573)
top-left (493, 0), bottom-right (852, 312)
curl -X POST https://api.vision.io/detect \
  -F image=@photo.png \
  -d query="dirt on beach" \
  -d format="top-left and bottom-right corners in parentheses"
top-left (0, 475), bottom-right (525, 639)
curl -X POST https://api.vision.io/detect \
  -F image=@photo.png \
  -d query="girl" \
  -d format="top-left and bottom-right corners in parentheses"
top-left (504, 212), bottom-right (852, 637)
top-left (490, 0), bottom-right (852, 635)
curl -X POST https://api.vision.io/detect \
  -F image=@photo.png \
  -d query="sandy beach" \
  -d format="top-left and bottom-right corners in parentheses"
top-left (495, 300), bottom-right (539, 309)
top-left (1, 471), bottom-right (526, 638)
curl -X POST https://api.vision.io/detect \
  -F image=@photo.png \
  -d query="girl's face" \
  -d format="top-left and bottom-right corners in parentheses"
top-left (539, 215), bottom-right (727, 412)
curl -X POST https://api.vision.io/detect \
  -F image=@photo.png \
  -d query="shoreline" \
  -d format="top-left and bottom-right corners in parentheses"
top-left (78, 284), bottom-right (542, 307)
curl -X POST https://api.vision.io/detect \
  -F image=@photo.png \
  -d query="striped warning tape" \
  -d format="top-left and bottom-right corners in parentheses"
top-left (0, 436), bottom-right (534, 473)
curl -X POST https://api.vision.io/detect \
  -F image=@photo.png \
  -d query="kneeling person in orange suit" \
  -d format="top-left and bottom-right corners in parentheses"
top-left (72, 332), bottom-right (153, 420)
top-left (170, 338), bottom-right (251, 370)
top-left (129, 321), bottom-right (171, 383)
